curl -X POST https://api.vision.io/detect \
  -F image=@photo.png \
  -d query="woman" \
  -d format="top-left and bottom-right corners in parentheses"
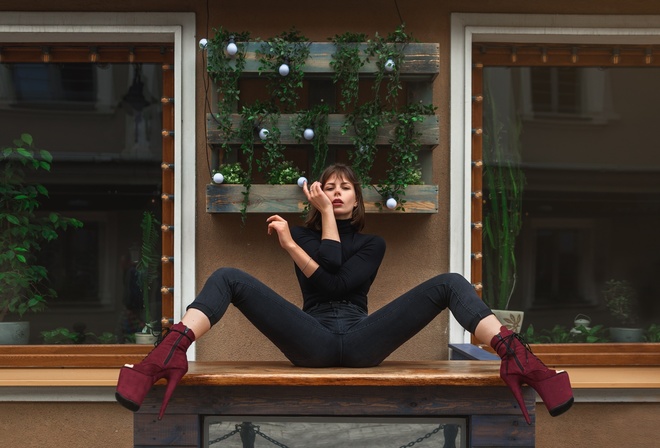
top-left (115, 163), bottom-right (573, 424)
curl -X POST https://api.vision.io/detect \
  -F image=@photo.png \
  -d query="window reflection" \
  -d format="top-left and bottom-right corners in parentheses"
top-left (0, 62), bottom-right (163, 343)
top-left (483, 66), bottom-right (660, 339)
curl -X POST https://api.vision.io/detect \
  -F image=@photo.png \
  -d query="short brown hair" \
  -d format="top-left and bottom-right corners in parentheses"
top-left (304, 163), bottom-right (366, 232)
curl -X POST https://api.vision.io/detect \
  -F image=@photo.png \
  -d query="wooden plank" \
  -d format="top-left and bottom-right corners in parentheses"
top-left (181, 360), bottom-right (503, 387)
top-left (470, 415), bottom-right (535, 447)
top-left (0, 344), bottom-right (151, 367)
top-left (208, 42), bottom-right (440, 79)
top-left (206, 113), bottom-right (439, 147)
top-left (143, 384), bottom-right (531, 418)
top-left (206, 184), bottom-right (438, 214)
top-left (134, 413), bottom-right (199, 447)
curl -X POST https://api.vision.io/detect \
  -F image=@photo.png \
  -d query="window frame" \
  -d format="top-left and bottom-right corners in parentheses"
top-left (449, 13), bottom-right (660, 365)
top-left (0, 12), bottom-right (197, 367)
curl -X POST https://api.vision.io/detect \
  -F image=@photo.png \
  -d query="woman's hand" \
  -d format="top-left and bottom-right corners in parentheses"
top-left (303, 180), bottom-right (333, 214)
top-left (266, 215), bottom-right (294, 250)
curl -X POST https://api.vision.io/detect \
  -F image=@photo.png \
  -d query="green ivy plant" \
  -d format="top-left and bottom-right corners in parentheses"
top-left (602, 279), bottom-right (640, 327)
top-left (267, 160), bottom-right (304, 185)
top-left (213, 162), bottom-right (247, 184)
top-left (257, 28), bottom-right (311, 112)
top-left (206, 28), bottom-right (251, 152)
top-left (366, 23), bottom-right (416, 107)
top-left (343, 100), bottom-right (384, 186)
top-left (330, 32), bottom-right (368, 112)
top-left (0, 134), bottom-right (83, 322)
top-left (291, 103), bottom-right (330, 180)
top-left (375, 102), bottom-right (435, 210)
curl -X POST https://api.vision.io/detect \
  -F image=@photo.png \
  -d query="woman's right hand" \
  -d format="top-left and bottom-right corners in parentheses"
top-left (303, 180), bottom-right (333, 214)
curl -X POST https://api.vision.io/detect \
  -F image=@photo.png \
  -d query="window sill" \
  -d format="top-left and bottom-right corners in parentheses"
top-left (0, 344), bottom-right (152, 367)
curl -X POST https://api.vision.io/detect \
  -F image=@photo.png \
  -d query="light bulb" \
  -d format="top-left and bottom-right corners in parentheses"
top-left (198, 38), bottom-right (208, 50)
top-left (213, 172), bottom-right (224, 184)
top-left (279, 63), bottom-right (290, 76)
top-left (297, 176), bottom-right (308, 188)
top-left (359, 146), bottom-right (368, 154)
top-left (259, 128), bottom-right (269, 140)
top-left (226, 41), bottom-right (238, 56)
top-left (386, 197), bottom-right (397, 210)
top-left (303, 128), bottom-right (315, 140)
top-left (384, 59), bottom-right (395, 72)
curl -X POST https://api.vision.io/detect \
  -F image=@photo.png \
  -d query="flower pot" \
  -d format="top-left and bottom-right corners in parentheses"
top-left (0, 321), bottom-right (30, 345)
top-left (609, 327), bottom-right (644, 343)
top-left (134, 332), bottom-right (158, 345)
top-left (492, 309), bottom-right (525, 333)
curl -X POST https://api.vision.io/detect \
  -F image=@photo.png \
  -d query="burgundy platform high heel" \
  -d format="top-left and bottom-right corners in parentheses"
top-left (491, 326), bottom-right (574, 425)
top-left (115, 322), bottom-right (195, 420)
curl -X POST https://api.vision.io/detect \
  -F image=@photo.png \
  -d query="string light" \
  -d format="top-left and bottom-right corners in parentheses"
top-left (226, 36), bottom-right (238, 56)
top-left (541, 47), bottom-right (548, 63)
top-left (646, 48), bottom-right (653, 65)
top-left (571, 47), bottom-right (578, 64)
top-left (612, 48), bottom-right (620, 65)
top-left (510, 47), bottom-right (517, 63)
top-left (41, 46), bottom-right (50, 63)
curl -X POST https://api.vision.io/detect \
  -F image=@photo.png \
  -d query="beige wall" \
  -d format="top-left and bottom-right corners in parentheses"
top-left (0, 401), bottom-right (658, 447)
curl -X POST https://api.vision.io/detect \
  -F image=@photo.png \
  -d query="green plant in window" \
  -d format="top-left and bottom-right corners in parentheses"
top-left (0, 134), bottom-right (83, 322)
top-left (257, 28), bottom-right (311, 112)
top-left (41, 325), bottom-right (117, 344)
top-left (645, 323), bottom-right (660, 342)
top-left (136, 211), bottom-right (160, 336)
top-left (482, 85), bottom-right (526, 310)
top-left (602, 279), bottom-right (640, 327)
top-left (330, 32), bottom-right (368, 112)
top-left (291, 103), bottom-right (330, 180)
top-left (206, 28), bottom-right (251, 153)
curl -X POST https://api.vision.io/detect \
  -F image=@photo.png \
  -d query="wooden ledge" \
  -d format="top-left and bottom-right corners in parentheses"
top-left (2, 361), bottom-right (660, 390)
top-left (181, 361), bottom-right (503, 387)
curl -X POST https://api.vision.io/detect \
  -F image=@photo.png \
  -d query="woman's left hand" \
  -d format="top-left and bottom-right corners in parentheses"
top-left (266, 215), bottom-right (294, 249)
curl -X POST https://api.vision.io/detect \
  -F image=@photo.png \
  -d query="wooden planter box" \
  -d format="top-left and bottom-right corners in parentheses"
top-left (206, 113), bottom-right (439, 147)
top-left (206, 184), bottom-right (438, 214)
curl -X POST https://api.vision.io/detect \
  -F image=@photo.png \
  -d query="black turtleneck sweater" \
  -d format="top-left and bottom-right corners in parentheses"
top-left (291, 219), bottom-right (386, 312)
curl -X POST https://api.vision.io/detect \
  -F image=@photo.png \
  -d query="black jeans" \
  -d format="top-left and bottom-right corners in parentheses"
top-left (187, 267), bottom-right (493, 367)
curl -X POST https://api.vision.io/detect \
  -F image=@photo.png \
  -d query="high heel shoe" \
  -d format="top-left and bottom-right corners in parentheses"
top-left (491, 326), bottom-right (574, 425)
top-left (115, 322), bottom-right (195, 420)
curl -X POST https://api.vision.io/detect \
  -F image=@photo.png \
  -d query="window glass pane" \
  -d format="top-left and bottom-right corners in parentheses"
top-left (0, 62), bottom-right (163, 344)
top-left (204, 417), bottom-right (465, 448)
top-left (483, 66), bottom-right (660, 343)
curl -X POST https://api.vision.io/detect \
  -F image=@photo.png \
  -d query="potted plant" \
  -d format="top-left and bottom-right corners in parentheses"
top-left (0, 134), bottom-right (82, 344)
top-left (602, 279), bottom-right (644, 342)
top-left (481, 84), bottom-right (526, 332)
top-left (134, 211), bottom-right (161, 344)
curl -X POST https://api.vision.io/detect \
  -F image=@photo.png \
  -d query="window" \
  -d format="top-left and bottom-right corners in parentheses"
top-left (0, 46), bottom-right (174, 346)
top-left (472, 44), bottom-right (660, 350)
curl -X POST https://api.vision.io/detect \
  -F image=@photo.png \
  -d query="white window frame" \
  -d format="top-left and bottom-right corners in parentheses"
top-left (448, 13), bottom-right (660, 343)
top-left (0, 12), bottom-right (198, 358)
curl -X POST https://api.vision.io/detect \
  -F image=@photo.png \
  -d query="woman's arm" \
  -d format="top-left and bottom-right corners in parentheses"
top-left (267, 215), bottom-right (319, 278)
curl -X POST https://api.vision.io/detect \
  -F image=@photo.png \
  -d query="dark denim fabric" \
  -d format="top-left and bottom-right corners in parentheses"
top-left (187, 267), bottom-right (493, 367)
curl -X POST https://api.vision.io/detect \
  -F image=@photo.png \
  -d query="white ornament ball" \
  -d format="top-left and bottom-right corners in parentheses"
top-left (226, 42), bottom-right (238, 56)
top-left (384, 58), bottom-right (395, 72)
top-left (297, 176), bottom-right (308, 188)
top-left (303, 128), bottom-right (315, 141)
top-left (278, 63), bottom-right (290, 76)
top-left (386, 197), bottom-right (397, 210)
top-left (198, 38), bottom-right (208, 50)
top-left (259, 128), bottom-right (269, 140)
top-left (213, 172), bottom-right (224, 184)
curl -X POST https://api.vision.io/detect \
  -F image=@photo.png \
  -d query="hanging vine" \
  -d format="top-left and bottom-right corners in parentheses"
top-left (330, 32), bottom-right (368, 112)
top-left (343, 100), bottom-right (385, 186)
top-left (366, 23), bottom-right (416, 108)
top-left (291, 103), bottom-right (330, 180)
top-left (257, 28), bottom-right (311, 112)
top-left (375, 102), bottom-right (435, 210)
top-left (206, 28), bottom-right (250, 152)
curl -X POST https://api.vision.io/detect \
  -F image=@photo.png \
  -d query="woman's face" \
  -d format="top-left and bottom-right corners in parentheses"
top-left (322, 173), bottom-right (357, 220)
